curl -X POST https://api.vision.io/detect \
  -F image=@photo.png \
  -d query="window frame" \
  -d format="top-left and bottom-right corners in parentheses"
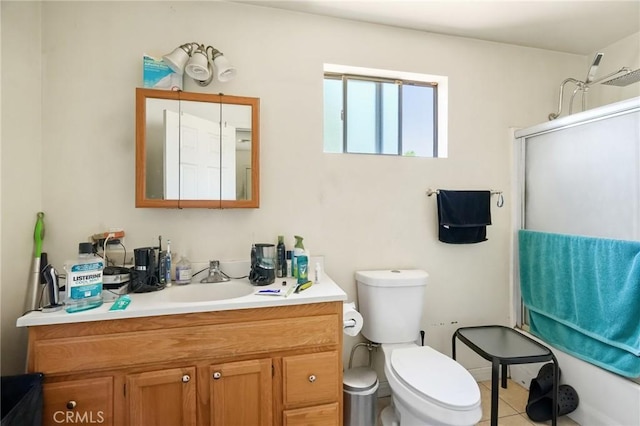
top-left (323, 64), bottom-right (448, 158)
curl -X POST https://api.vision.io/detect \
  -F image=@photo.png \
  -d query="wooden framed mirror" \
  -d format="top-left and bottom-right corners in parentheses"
top-left (135, 88), bottom-right (260, 208)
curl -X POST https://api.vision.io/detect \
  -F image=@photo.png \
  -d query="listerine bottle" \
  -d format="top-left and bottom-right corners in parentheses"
top-left (65, 242), bottom-right (104, 313)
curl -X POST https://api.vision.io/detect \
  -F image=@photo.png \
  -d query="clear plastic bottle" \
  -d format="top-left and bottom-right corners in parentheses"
top-left (65, 242), bottom-right (104, 313)
top-left (175, 254), bottom-right (192, 285)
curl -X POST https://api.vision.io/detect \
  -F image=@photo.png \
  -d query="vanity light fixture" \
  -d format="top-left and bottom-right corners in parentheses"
top-left (162, 42), bottom-right (237, 87)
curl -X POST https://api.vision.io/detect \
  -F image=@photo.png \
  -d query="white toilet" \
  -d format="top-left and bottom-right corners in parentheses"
top-left (356, 269), bottom-right (482, 426)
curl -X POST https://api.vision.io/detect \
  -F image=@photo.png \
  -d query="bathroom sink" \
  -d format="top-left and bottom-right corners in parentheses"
top-left (167, 281), bottom-right (255, 303)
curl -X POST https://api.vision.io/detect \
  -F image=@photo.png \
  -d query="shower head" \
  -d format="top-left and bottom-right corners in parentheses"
top-left (586, 53), bottom-right (604, 84)
top-left (549, 55), bottom-right (639, 121)
top-left (601, 68), bottom-right (640, 87)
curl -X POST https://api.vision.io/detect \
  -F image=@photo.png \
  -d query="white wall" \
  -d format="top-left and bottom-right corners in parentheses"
top-left (1, 1), bottom-right (42, 375)
top-left (1, 1), bottom-right (615, 376)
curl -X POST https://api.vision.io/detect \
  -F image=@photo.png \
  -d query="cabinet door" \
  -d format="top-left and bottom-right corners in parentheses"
top-left (126, 366), bottom-right (196, 426)
top-left (283, 351), bottom-right (340, 407)
top-left (42, 377), bottom-right (113, 426)
top-left (283, 402), bottom-right (340, 426)
top-left (209, 358), bottom-right (272, 426)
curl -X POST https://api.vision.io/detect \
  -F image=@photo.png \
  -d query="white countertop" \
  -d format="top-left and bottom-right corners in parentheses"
top-left (16, 275), bottom-right (347, 327)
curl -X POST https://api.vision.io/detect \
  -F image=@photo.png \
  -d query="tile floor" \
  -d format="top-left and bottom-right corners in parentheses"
top-left (377, 379), bottom-right (580, 426)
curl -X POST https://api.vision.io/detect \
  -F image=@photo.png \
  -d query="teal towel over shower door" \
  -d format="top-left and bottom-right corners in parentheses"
top-left (519, 229), bottom-right (640, 378)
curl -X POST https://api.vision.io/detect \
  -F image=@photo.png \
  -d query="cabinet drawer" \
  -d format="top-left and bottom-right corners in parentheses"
top-left (33, 314), bottom-right (339, 374)
top-left (42, 377), bottom-right (113, 426)
top-left (283, 402), bottom-right (340, 426)
top-left (283, 351), bottom-right (340, 407)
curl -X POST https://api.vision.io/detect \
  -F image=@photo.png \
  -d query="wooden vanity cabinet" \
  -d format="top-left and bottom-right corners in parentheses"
top-left (42, 377), bottom-right (114, 426)
top-left (26, 302), bottom-right (343, 426)
top-left (282, 351), bottom-right (341, 425)
top-left (209, 358), bottom-right (272, 426)
top-left (126, 366), bottom-right (197, 426)
top-left (283, 403), bottom-right (341, 426)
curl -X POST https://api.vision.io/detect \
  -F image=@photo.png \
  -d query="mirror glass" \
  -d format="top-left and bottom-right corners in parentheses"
top-left (136, 89), bottom-right (259, 208)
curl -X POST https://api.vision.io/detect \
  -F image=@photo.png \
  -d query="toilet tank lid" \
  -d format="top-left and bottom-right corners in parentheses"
top-left (355, 269), bottom-right (428, 287)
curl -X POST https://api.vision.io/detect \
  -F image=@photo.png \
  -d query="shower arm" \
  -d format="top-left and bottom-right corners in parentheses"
top-left (568, 85), bottom-right (583, 115)
top-left (549, 68), bottom-right (632, 120)
top-left (549, 78), bottom-right (584, 120)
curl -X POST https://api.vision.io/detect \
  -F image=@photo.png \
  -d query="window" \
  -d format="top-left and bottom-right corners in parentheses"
top-left (323, 64), bottom-right (448, 157)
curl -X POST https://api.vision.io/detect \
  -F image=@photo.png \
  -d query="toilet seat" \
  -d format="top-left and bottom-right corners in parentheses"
top-left (390, 345), bottom-right (480, 411)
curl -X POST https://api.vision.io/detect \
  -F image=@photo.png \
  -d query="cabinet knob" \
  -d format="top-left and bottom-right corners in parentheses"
top-left (308, 375), bottom-right (316, 383)
top-left (213, 372), bottom-right (222, 380)
top-left (182, 375), bottom-right (191, 383)
top-left (66, 400), bottom-right (77, 410)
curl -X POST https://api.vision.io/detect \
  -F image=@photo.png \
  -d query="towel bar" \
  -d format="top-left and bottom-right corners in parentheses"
top-left (426, 189), bottom-right (504, 208)
top-left (426, 188), bottom-right (502, 196)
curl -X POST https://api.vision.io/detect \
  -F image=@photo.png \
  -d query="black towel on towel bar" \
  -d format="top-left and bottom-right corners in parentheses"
top-left (437, 190), bottom-right (491, 244)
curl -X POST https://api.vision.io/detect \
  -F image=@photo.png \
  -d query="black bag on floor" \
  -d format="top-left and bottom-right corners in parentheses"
top-left (1, 373), bottom-right (44, 426)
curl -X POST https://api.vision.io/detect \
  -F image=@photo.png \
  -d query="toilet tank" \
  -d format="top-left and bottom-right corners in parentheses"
top-left (356, 270), bottom-right (428, 344)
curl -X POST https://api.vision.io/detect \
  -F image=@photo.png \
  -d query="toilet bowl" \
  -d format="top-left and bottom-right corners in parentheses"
top-left (355, 270), bottom-right (482, 426)
top-left (381, 343), bottom-right (481, 426)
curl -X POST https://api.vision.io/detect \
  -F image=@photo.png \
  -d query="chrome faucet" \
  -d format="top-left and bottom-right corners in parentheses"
top-left (200, 260), bottom-right (230, 283)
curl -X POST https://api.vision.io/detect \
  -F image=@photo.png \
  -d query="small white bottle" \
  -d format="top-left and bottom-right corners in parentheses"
top-left (65, 242), bottom-right (104, 313)
top-left (175, 254), bottom-right (192, 285)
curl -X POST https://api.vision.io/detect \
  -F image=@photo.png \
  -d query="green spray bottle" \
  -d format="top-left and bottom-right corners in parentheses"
top-left (292, 235), bottom-right (305, 279)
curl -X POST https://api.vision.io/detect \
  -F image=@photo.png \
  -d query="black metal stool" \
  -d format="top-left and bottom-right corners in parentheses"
top-left (452, 325), bottom-right (558, 426)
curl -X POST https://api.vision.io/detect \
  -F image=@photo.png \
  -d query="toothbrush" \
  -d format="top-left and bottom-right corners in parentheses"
top-left (284, 284), bottom-right (297, 298)
top-left (255, 289), bottom-right (283, 296)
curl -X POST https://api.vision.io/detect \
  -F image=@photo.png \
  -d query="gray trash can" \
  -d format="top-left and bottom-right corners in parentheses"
top-left (343, 366), bottom-right (379, 426)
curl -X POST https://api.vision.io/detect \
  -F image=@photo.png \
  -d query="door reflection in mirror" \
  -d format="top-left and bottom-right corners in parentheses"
top-left (145, 99), bottom-right (249, 200)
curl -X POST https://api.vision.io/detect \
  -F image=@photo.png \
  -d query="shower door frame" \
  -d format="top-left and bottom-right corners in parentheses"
top-left (511, 96), bottom-right (640, 328)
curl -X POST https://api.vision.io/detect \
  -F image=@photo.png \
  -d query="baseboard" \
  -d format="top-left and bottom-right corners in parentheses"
top-left (469, 364), bottom-right (549, 389)
top-left (510, 363), bottom-right (544, 389)
top-left (468, 366), bottom-right (493, 383)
